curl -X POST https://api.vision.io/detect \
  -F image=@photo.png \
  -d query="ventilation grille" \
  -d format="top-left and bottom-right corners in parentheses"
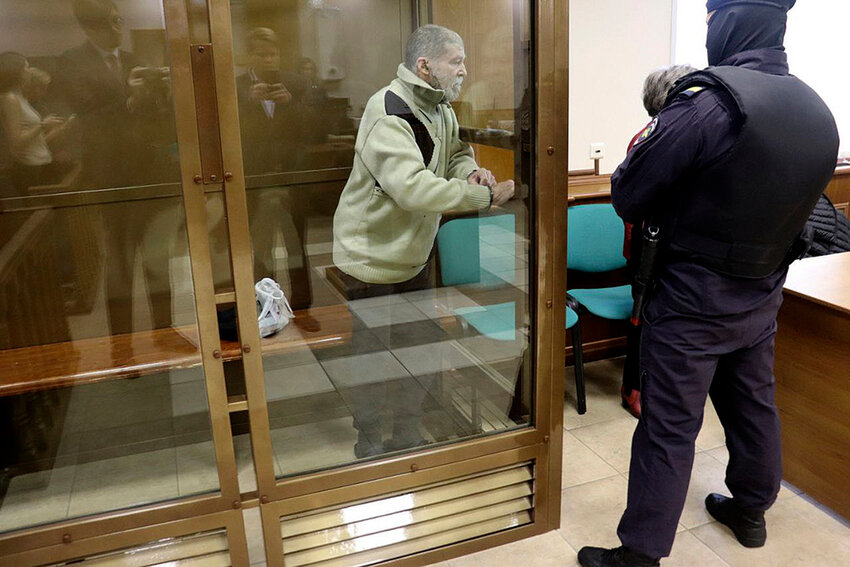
top-left (280, 462), bottom-right (535, 566)
top-left (43, 529), bottom-right (230, 567)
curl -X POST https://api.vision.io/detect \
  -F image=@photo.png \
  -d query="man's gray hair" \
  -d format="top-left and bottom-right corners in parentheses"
top-left (642, 64), bottom-right (697, 117)
top-left (404, 25), bottom-right (463, 72)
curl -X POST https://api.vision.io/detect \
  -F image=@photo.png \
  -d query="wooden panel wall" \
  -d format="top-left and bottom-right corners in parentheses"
top-left (432, 0), bottom-right (515, 128)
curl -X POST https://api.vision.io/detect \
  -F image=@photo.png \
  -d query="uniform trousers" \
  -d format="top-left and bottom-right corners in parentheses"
top-left (617, 263), bottom-right (784, 559)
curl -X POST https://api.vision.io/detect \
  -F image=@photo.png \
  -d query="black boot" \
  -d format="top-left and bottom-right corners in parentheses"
top-left (577, 546), bottom-right (660, 567)
top-left (705, 493), bottom-right (766, 548)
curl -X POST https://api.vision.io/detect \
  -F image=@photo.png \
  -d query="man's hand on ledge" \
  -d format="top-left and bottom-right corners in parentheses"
top-left (468, 168), bottom-right (497, 187)
top-left (491, 180), bottom-right (515, 206)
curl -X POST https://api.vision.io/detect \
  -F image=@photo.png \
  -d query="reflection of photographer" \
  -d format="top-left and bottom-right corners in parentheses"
top-left (236, 27), bottom-right (308, 174)
top-left (58, 0), bottom-right (178, 337)
top-left (60, 0), bottom-right (175, 188)
top-left (127, 66), bottom-right (170, 112)
top-left (236, 28), bottom-right (321, 332)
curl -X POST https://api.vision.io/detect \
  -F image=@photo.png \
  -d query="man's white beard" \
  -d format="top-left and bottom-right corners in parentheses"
top-left (433, 70), bottom-right (463, 102)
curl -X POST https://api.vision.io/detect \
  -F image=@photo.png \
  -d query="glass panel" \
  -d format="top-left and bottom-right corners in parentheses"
top-left (0, 0), bottom-right (220, 532)
top-left (228, 0), bottom-right (533, 478)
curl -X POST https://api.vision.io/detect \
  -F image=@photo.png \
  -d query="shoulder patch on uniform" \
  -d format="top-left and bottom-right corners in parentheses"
top-left (632, 116), bottom-right (659, 147)
top-left (678, 86), bottom-right (705, 98)
top-left (384, 91), bottom-right (434, 165)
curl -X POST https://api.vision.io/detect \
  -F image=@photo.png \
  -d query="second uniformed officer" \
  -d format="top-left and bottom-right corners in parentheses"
top-left (578, 1), bottom-right (839, 566)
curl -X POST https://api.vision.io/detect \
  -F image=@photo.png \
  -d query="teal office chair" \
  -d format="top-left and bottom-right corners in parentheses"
top-left (567, 204), bottom-right (633, 414)
top-left (436, 214), bottom-right (523, 430)
top-left (437, 215), bottom-right (582, 419)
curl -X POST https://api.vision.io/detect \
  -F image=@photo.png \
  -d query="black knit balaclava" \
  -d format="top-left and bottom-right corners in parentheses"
top-left (705, 0), bottom-right (794, 66)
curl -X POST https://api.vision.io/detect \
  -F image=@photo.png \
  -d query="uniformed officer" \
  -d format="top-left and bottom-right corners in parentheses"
top-left (578, 1), bottom-right (839, 566)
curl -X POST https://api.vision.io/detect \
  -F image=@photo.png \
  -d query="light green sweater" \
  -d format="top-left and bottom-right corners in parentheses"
top-left (332, 64), bottom-right (491, 284)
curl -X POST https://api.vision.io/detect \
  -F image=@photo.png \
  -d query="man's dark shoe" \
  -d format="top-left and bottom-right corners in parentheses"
top-left (705, 493), bottom-right (766, 548)
top-left (577, 546), bottom-right (660, 567)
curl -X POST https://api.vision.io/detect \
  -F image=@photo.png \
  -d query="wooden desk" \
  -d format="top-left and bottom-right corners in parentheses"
top-left (568, 174), bottom-right (611, 205)
top-left (775, 252), bottom-right (850, 519)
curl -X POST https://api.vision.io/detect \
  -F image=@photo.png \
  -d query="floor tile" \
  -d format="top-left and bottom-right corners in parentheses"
top-left (561, 430), bottom-right (619, 489)
top-left (705, 445), bottom-right (730, 465)
top-left (449, 530), bottom-right (578, 566)
top-left (696, 403), bottom-right (726, 451)
top-left (272, 417), bottom-right (357, 476)
top-left (262, 348), bottom-right (320, 370)
top-left (175, 440), bottom-right (220, 497)
top-left (481, 255), bottom-right (525, 274)
top-left (456, 335), bottom-right (526, 365)
top-left (68, 448), bottom-right (179, 517)
top-left (409, 292), bottom-right (481, 320)
top-left (399, 286), bottom-right (469, 302)
top-left (82, 384), bottom-right (174, 431)
top-left (0, 466), bottom-right (75, 532)
top-left (371, 319), bottom-right (450, 350)
top-left (233, 433), bottom-right (261, 494)
top-left (681, 452), bottom-right (730, 529)
top-left (311, 327), bottom-right (386, 361)
top-left (563, 358), bottom-right (635, 430)
top-left (691, 494), bottom-right (850, 566)
top-left (60, 389), bottom-right (92, 434)
top-left (559, 475), bottom-right (629, 550)
top-left (264, 362), bottom-right (335, 401)
top-left (495, 269), bottom-right (529, 286)
top-left (480, 229), bottom-right (518, 246)
top-left (321, 351), bottom-right (411, 388)
top-left (570, 418), bottom-right (637, 474)
top-left (392, 341), bottom-right (478, 376)
top-left (664, 530), bottom-right (730, 566)
top-left (351, 301), bottom-right (430, 328)
top-left (243, 507), bottom-right (266, 566)
top-left (76, 417), bottom-right (175, 455)
top-left (701, 447), bottom-right (797, 502)
top-left (479, 242), bottom-right (514, 260)
top-left (170, 380), bottom-right (210, 417)
top-left (346, 294), bottom-right (408, 311)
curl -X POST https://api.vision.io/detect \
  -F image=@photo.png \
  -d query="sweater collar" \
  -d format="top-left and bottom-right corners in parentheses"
top-left (394, 64), bottom-right (447, 110)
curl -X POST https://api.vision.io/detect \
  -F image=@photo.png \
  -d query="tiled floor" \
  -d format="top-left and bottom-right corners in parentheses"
top-left (413, 358), bottom-right (850, 567)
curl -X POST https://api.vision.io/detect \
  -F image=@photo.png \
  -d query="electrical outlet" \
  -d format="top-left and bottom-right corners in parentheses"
top-left (590, 142), bottom-right (606, 160)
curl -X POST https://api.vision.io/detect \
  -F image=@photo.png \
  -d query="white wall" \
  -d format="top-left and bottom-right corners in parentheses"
top-left (675, 0), bottom-right (850, 157)
top-left (569, 0), bottom-right (673, 174)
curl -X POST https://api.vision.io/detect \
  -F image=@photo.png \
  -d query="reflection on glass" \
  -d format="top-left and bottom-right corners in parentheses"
top-left (0, 0), bottom-right (217, 533)
top-left (231, 0), bottom-right (533, 479)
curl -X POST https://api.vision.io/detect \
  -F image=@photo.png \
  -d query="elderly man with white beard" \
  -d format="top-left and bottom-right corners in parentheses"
top-left (332, 24), bottom-right (514, 293)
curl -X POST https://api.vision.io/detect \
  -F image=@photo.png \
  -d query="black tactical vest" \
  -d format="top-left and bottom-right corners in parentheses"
top-left (664, 66), bottom-right (839, 278)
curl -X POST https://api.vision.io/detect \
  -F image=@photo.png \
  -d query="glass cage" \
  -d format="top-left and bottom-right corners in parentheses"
top-left (0, 1), bottom-right (567, 565)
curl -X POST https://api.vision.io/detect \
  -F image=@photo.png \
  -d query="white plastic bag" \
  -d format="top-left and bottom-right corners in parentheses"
top-left (255, 278), bottom-right (294, 338)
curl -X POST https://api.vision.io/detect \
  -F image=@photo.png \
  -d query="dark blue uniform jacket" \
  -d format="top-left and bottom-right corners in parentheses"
top-left (611, 48), bottom-right (790, 319)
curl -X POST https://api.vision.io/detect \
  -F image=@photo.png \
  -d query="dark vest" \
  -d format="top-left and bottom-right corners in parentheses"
top-left (665, 66), bottom-right (838, 278)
